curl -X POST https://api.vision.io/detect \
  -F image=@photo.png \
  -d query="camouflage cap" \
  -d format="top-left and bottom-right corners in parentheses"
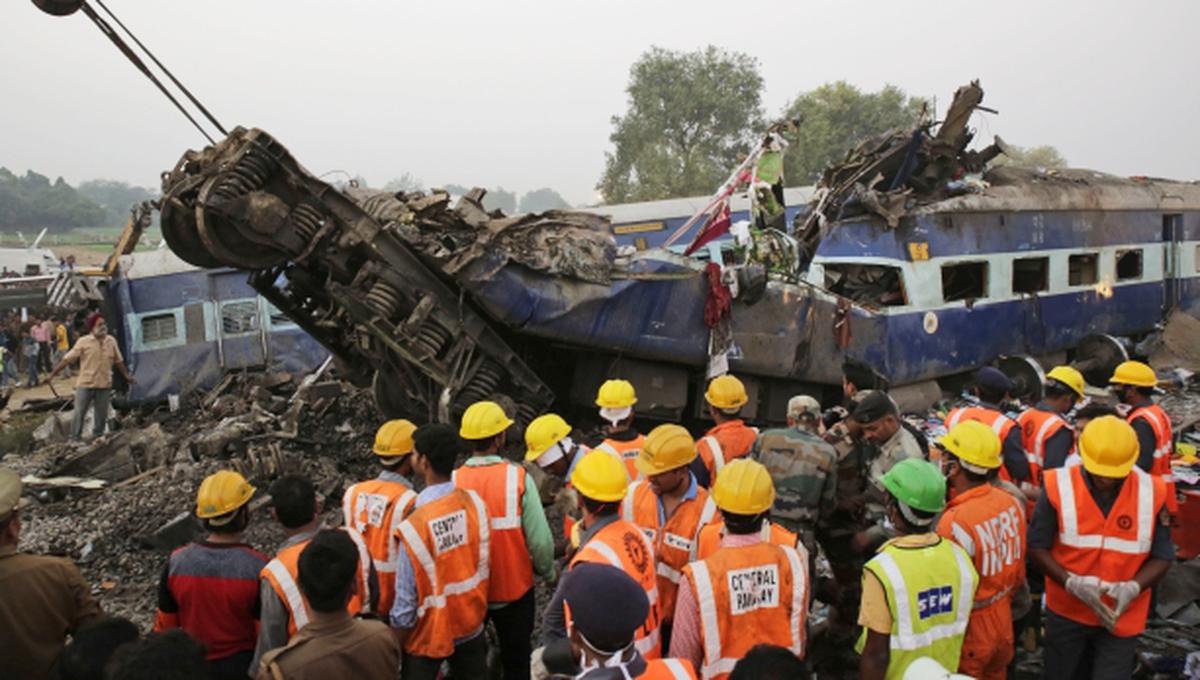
top-left (0, 467), bottom-right (30, 522)
top-left (787, 395), bottom-right (822, 420)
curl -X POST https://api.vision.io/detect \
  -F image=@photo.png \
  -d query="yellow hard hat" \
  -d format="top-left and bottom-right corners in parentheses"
top-left (1079, 415), bottom-right (1138, 477)
top-left (373, 419), bottom-right (417, 458)
top-left (459, 400), bottom-right (514, 440)
top-left (636, 424), bottom-right (697, 476)
top-left (1046, 366), bottom-right (1086, 398)
top-left (705, 374), bottom-right (749, 411)
top-left (595, 379), bottom-right (638, 409)
top-left (525, 413), bottom-right (572, 462)
top-left (711, 459), bottom-right (775, 515)
top-left (195, 470), bottom-right (255, 520)
top-left (570, 449), bottom-right (630, 502)
top-left (1109, 361), bottom-right (1158, 388)
top-left (938, 420), bottom-right (1002, 471)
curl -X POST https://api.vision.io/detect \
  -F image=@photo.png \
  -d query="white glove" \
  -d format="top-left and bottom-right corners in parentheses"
top-left (1103, 580), bottom-right (1142, 623)
top-left (1065, 573), bottom-right (1116, 629)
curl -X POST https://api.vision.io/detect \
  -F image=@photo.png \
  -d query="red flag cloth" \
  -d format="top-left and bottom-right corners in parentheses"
top-left (703, 262), bottom-right (732, 328)
top-left (684, 200), bottom-right (732, 256)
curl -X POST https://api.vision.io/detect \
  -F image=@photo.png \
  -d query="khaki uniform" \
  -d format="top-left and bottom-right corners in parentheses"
top-left (863, 426), bottom-right (925, 525)
top-left (257, 613), bottom-right (399, 680)
top-left (751, 425), bottom-right (837, 555)
top-left (0, 546), bottom-right (102, 680)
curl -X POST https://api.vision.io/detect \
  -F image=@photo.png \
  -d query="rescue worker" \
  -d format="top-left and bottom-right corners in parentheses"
top-left (594, 379), bottom-right (647, 480)
top-left (857, 459), bottom-right (979, 680)
top-left (563, 562), bottom-right (697, 679)
top-left (541, 449), bottom-right (662, 659)
top-left (525, 412), bottom-right (618, 544)
top-left (391, 424), bottom-right (491, 679)
top-left (1109, 360), bottom-right (1177, 515)
top-left (156, 470), bottom-right (266, 680)
top-left (257, 530), bottom-right (401, 680)
top-left (454, 400), bottom-right (554, 680)
top-left (0, 467), bottom-right (102, 680)
top-left (1030, 416), bottom-right (1173, 679)
top-left (1018, 365), bottom-right (1083, 476)
top-left (342, 419), bottom-right (419, 615)
top-left (850, 391), bottom-right (926, 555)
top-left (750, 394), bottom-right (837, 557)
top-left (945, 367), bottom-right (1032, 490)
top-left (692, 375), bottom-right (760, 488)
top-left (672, 459), bottom-right (809, 678)
top-left (253, 475), bottom-right (376, 673)
top-left (934, 421), bottom-right (1027, 680)
top-left (623, 424), bottom-right (719, 640)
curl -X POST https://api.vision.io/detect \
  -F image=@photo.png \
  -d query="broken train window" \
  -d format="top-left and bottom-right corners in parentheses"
top-left (1116, 249), bottom-right (1143, 281)
top-left (823, 263), bottom-right (907, 306)
top-left (1068, 253), bottom-right (1098, 286)
top-left (941, 261), bottom-right (988, 302)
top-left (140, 313), bottom-right (178, 344)
top-left (1012, 256), bottom-right (1049, 294)
top-left (220, 300), bottom-right (260, 335)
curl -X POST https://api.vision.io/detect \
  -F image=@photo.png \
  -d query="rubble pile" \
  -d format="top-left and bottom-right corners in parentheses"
top-left (3, 368), bottom-right (383, 627)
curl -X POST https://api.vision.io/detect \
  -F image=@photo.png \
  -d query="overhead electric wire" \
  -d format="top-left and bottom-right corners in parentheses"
top-left (76, 0), bottom-right (218, 144)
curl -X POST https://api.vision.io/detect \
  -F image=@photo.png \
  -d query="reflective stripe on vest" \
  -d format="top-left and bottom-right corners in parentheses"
top-left (949, 407), bottom-right (1031, 465)
top-left (1129, 406), bottom-right (1174, 479)
top-left (572, 522), bottom-right (662, 659)
top-left (872, 543), bottom-right (975, 652)
top-left (653, 658), bottom-right (695, 679)
top-left (592, 443), bottom-right (629, 474)
top-left (343, 482), bottom-right (416, 574)
top-left (397, 490), bottom-right (491, 618)
top-left (264, 559), bottom-right (309, 630)
top-left (1054, 465), bottom-right (1153, 554)
top-left (690, 543), bottom-right (807, 678)
top-left (453, 465), bottom-right (522, 531)
top-left (263, 527), bottom-right (373, 630)
top-left (382, 490), bottom-right (418, 572)
top-left (703, 436), bottom-right (726, 474)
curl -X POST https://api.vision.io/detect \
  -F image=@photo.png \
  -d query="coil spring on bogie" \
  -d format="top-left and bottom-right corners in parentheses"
top-left (515, 402), bottom-right (539, 429)
top-left (366, 280), bottom-right (404, 318)
top-left (413, 322), bottom-right (451, 359)
top-left (458, 361), bottom-right (503, 405)
top-left (214, 152), bottom-right (274, 200)
top-left (290, 203), bottom-right (324, 242)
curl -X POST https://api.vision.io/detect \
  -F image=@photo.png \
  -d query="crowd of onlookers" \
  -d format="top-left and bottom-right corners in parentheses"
top-left (0, 308), bottom-right (91, 389)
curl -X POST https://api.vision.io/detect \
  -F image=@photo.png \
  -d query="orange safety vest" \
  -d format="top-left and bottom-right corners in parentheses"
top-left (1043, 466), bottom-right (1166, 637)
top-left (261, 527), bottom-right (374, 637)
top-left (621, 479), bottom-right (719, 624)
top-left (947, 406), bottom-right (1030, 483)
top-left (695, 521), bottom-right (797, 561)
top-left (696, 421), bottom-right (760, 484)
top-left (1017, 408), bottom-right (1074, 480)
top-left (1128, 405), bottom-right (1178, 514)
top-left (936, 484), bottom-right (1026, 612)
top-left (639, 658), bottom-right (698, 679)
top-left (452, 461), bottom-right (533, 603)
top-left (597, 434), bottom-right (647, 482)
top-left (570, 519), bottom-right (663, 659)
top-left (682, 542), bottom-right (809, 679)
top-left (395, 488), bottom-right (490, 658)
top-left (343, 478), bottom-right (417, 615)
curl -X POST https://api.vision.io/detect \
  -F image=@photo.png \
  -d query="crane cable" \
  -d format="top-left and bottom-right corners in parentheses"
top-left (77, 0), bottom-right (225, 144)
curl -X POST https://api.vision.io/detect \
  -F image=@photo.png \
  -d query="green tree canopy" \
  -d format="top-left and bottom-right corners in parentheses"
top-left (782, 82), bottom-right (927, 185)
top-left (992, 143), bottom-right (1067, 169)
top-left (76, 179), bottom-right (157, 226)
top-left (518, 188), bottom-right (570, 213)
top-left (0, 168), bottom-right (107, 232)
top-left (482, 187), bottom-right (517, 214)
top-left (598, 46), bottom-right (765, 203)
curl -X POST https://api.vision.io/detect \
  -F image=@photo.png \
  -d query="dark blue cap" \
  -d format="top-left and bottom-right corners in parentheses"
top-left (562, 562), bottom-right (648, 652)
top-left (976, 367), bottom-right (1013, 394)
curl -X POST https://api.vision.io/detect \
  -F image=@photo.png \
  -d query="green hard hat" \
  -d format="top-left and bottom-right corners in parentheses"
top-left (880, 458), bottom-right (947, 514)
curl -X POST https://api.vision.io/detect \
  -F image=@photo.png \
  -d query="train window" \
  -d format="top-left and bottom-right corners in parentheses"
top-left (1012, 257), bottom-right (1049, 294)
top-left (941, 262), bottom-right (988, 302)
top-left (221, 300), bottom-right (260, 334)
top-left (823, 263), bottom-right (907, 307)
top-left (1068, 253), bottom-right (1098, 286)
top-left (141, 314), bottom-right (178, 344)
top-left (1196, 245), bottom-right (1200, 274)
top-left (1116, 249), bottom-right (1143, 280)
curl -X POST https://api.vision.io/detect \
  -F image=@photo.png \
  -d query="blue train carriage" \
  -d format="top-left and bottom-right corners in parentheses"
top-left (106, 249), bottom-right (329, 403)
top-left (586, 187), bottom-right (813, 252)
top-left (804, 166), bottom-right (1200, 392)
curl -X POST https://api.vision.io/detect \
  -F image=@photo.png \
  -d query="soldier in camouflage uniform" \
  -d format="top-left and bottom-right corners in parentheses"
top-left (750, 395), bottom-right (837, 557)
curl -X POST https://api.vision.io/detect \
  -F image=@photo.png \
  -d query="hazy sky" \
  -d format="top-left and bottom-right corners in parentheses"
top-left (3, 1), bottom-right (1198, 205)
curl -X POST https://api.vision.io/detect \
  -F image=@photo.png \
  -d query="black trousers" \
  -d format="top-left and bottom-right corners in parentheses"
top-left (402, 633), bottom-right (488, 680)
top-left (1042, 608), bottom-right (1137, 680)
top-left (206, 650), bottom-right (254, 680)
top-left (487, 588), bottom-right (535, 680)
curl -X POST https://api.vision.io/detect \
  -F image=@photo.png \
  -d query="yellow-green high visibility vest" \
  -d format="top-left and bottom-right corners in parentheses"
top-left (855, 536), bottom-right (978, 679)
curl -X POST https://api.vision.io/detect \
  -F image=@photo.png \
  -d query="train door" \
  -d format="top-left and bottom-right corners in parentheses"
top-left (1163, 214), bottom-right (1183, 315)
top-left (209, 271), bottom-right (267, 369)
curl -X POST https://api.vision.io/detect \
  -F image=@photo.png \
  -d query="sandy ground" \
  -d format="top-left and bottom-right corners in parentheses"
top-left (5, 375), bottom-right (78, 410)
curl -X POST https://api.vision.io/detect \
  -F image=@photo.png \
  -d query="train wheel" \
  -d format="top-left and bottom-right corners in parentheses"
top-left (1074, 334), bottom-right (1128, 389)
top-left (997, 355), bottom-right (1046, 402)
